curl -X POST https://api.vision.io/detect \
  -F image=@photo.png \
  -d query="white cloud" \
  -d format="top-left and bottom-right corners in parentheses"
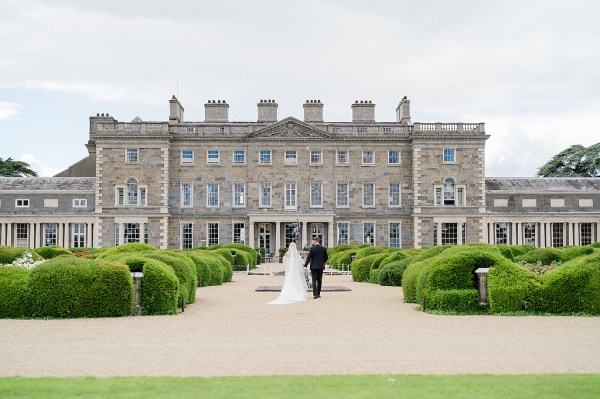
top-left (0, 102), bottom-right (19, 120)
top-left (19, 154), bottom-right (63, 177)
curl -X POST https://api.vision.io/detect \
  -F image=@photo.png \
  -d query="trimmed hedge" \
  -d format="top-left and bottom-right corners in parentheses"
top-left (354, 246), bottom-right (394, 261)
top-left (138, 258), bottom-right (179, 315)
top-left (378, 260), bottom-right (409, 287)
top-left (137, 251), bottom-right (197, 305)
top-left (190, 251), bottom-right (224, 285)
top-left (330, 248), bottom-right (359, 269)
top-left (210, 248), bottom-right (235, 265)
top-left (508, 245), bottom-right (536, 258)
top-left (111, 255), bottom-right (179, 315)
top-left (369, 253), bottom-right (393, 283)
top-left (35, 246), bottom-right (73, 259)
top-left (379, 250), bottom-right (409, 268)
top-left (328, 244), bottom-right (358, 258)
top-left (488, 261), bottom-right (539, 313)
top-left (427, 289), bottom-right (481, 313)
top-left (402, 245), bottom-right (453, 302)
top-left (220, 243), bottom-right (259, 265)
top-left (559, 246), bottom-right (594, 262)
top-left (495, 245), bottom-right (514, 260)
top-left (351, 254), bottom-right (382, 282)
top-left (0, 246), bottom-right (42, 264)
top-left (0, 266), bottom-right (31, 318)
top-left (515, 248), bottom-right (562, 265)
top-left (535, 253), bottom-right (600, 314)
top-left (28, 257), bottom-right (133, 318)
top-left (97, 243), bottom-right (157, 259)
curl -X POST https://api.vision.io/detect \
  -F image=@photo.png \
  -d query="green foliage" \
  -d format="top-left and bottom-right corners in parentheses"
top-left (535, 253), bottom-right (600, 314)
top-left (368, 253), bottom-right (393, 282)
top-left (379, 250), bottom-right (409, 268)
top-left (536, 142), bottom-right (600, 177)
top-left (369, 268), bottom-right (380, 284)
top-left (190, 251), bottom-right (224, 286)
top-left (329, 248), bottom-right (360, 269)
top-left (28, 257), bottom-right (133, 318)
top-left (507, 245), bottom-right (536, 258)
top-left (351, 254), bottom-right (382, 282)
top-left (0, 266), bottom-right (30, 318)
top-left (137, 251), bottom-right (196, 305)
top-left (327, 244), bottom-right (358, 257)
top-left (138, 258), bottom-right (179, 315)
top-left (402, 245), bottom-right (453, 302)
top-left (97, 243), bottom-right (157, 259)
top-left (35, 246), bottom-right (73, 259)
top-left (354, 246), bottom-right (394, 260)
top-left (220, 243), bottom-right (259, 265)
top-left (515, 248), bottom-right (562, 265)
top-left (488, 261), bottom-right (540, 313)
top-left (495, 245), bottom-right (514, 260)
top-left (210, 248), bottom-right (234, 265)
top-left (378, 260), bottom-right (409, 287)
top-left (0, 246), bottom-right (42, 264)
top-left (559, 246), bottom-right (594, 261)
top-left (279, 247), bottom-right (288, 257)
top-left (427, 289), bottom-right (481, 313)
top-left (0, 157), bottom-right (38, 176)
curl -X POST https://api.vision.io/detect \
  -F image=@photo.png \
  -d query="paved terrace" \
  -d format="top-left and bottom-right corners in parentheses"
top-left (1, 265), bottom-right (600, 377)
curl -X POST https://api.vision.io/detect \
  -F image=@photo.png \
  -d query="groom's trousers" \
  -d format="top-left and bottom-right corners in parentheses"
top-left (311, 269), bottom-right (323, 297)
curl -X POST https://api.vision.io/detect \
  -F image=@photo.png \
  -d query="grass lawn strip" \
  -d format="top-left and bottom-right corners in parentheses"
top-left (1, 375), bottom-right (599, 399)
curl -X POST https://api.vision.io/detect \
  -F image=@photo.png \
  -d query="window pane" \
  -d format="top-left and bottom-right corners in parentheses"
top-left (337, 150), bottom-right (348, 164)
top-left (441, 223), bottom-right (458, 245)
top-left (285, 183), bottom-right (297, 209)
top-left (208, 223), bottom-right (219, 245)
top-left (260, 150), bottom-right (271, 164)
top-left (124, 223), bottom-right (140, 244)
top-left (337, 223), bottom-right (349, 245)
top-left (388, 150), bottom-right (400, 164)
top-left (285, 150), bottom-right (297, 164)
top-left (234, 183), bottom-right (245, 206)
top-left (362, 150), bottom-right (374, 164)
top-left (260, 183), bottom-right (271, 206)
top-left (233, 150), bottom-right (245, 164)
top-left (443, 178), bottom-right (455, 205)
top-left (45, 223), bottom-right (57, 246)
top-left (389, 183), bottom-right (400, 206)
top-left (337, 183), bottom-right (348, 206)
top-left (181, 150), bottom-right (193, 163)
top-left (389, 222), bottom-right (400, 248)
top-left (310, 182), bottom-right (322, 207)
top-left (182, 183), bottom-right (192, 206)
top-left (523, 223), bottom-right (536, 246)
top-left (126, 148), bottom-right (138, 162)
top-left (363, 183), bottom-right (374, 206)
top-left (234, 223), bottom-right (245, 244)
top-left (443, 148), bottom-right (455, 162)
top-left (127, 178), bottom-right (138, 205)
top-left (495, 223), bottom-right (508, 245)
top-left (207, 183), bottom-right (219, 206)
top-left (181, 223), bottom-right (193, 250)
top-left (207, 150), bottom-right (219, 163)
top-left (310, 150), bottom-right (322, 164)
top-left (363, 223), bottom-right (374, 245)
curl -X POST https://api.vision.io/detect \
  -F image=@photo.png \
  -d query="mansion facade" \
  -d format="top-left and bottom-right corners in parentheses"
top-left (0, 96), bottom-right (598, 252)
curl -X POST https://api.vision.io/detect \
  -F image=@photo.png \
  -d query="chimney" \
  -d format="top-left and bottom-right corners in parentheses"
top-left (351, 100), bottom-right (375, 122)
top-left (204, 100), bottom-right (229, 122)
top-left (396, 96), bottom-right (411, 125)
top-left (303, 100), bottom-right (324, 122)
top-left (169, 95), bottom-right (184, 125)
top-left (257, 99), bottom-right (278, 122)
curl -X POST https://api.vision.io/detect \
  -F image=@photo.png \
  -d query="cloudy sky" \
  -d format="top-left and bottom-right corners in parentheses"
top-left (1, 0), bottom-right (599, 177)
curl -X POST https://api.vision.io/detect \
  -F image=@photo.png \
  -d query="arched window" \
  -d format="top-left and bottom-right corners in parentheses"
top-left (443, 178), bottom-right (455, 205)
top-left (127, 177), bottom-right (138, 205)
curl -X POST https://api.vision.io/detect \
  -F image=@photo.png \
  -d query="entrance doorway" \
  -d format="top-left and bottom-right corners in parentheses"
top-left (258, 223), bottom-right (272, 254)
top-left (309, 223), bottom-right (324, 245)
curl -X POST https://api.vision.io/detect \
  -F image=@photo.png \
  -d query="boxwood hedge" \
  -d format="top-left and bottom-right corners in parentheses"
top-left (137, 251), bottom-right (196, 305)
top-left (0, 246), bottom-right (42, 264)
top-left (97, 243), bottom-right (157, 259)
top-left (351, 254), bottom-right (382, 282)
top-left (559, 246), bottom-right (594, 262)
top-left (35, 246), bottom-right (73, 259)
top-left (28, 257), bottom-right (133, 318)
top-left (488, 261), bottom-right (540, 313)
top-left (427, 289), bottom-right (481, 313)
top-left (0, 266), bottom-right (31, 318)
top-left (377, 260), bottom-right (409, 287)
top-left (515, 248), bottom-right (562, 265)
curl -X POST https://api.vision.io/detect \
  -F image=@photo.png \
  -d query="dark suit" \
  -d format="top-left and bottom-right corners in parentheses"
top-left (304, 243), bottom-right (328, 297)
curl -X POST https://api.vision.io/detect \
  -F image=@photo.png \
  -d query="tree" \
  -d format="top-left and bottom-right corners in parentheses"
top-left (0, 157), bottom-right (38, 177)
top-left (537, 143), bottom-right (600, 177)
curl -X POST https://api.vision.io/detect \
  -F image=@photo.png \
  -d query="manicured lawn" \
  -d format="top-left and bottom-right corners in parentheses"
top-left (1, 375), bottom-right (599, 399)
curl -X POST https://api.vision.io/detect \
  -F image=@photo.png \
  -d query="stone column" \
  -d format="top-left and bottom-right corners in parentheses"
top-left (57, 223), bottom-right (63, 247)
top-left (436, 223), bottom-right (442, 246)
top-left (274, 221), bottom-right (281, 253)
top-left (327, 222), bottom-right (334, 248)
top-left (457, 222), bottom-right (463, 245)
top-left (568, 223), bottom-right (574, 246)
top-left (7, 223), bottom-right (13, 247)
top-left (516, 223), bottom-right (521, 245)
top-left (249, 222), bottom-right (255, 249)
top-left (34, 223), bottom-right (41, 248)
top-left (119, 223), bottom-right (125, 245)
top-left (546, 223), bottom-right (552, 248)
top-left (86, 223), bottom-right (93, 247)
top-left (301, 222), bottom-right (307, 248)
top-left (510, 223), bottom-right (517, 245)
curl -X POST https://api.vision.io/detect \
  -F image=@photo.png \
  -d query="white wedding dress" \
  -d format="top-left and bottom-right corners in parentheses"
top-left (268, 242), bottom-right (308, 304)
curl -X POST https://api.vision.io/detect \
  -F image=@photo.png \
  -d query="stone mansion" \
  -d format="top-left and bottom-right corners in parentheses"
top-left (0, 96), bottom-right (598, 252)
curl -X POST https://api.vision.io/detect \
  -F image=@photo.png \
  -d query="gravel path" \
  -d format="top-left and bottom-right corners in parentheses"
top-left (1, 269), bottom-right (600, 377)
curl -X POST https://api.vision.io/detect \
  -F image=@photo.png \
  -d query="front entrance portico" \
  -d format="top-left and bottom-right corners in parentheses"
top-left (248, 213), bottom-right (335, 253)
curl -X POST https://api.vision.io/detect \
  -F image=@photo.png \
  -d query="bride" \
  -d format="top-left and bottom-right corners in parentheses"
top-left (268, 242), bottom-right (308, 304)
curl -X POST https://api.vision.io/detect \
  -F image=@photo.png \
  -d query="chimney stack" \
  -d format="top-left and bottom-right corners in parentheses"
top-left (303, 100), bottom-right (324, 122)
top-left (257, 99), bottom-right (278, 122)
top-left (169, 95), bottom-right (184, 125)
top-left (396, 96), bottom-right (411, 125)
top-left (204, 100), bottom-right (229, 122)
top-left (351, 100), bottom-right (375, 122)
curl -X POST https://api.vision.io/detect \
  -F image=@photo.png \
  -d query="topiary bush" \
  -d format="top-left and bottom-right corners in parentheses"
top-left (427, 289), bottom-right (481, 313)
top-left (328, 244), bottom-right (358, 258)
top-left (0, 246), bottom-right (42, 264)
top-left (333, 249), bottom-right (359, 268)
top-left (488, 261), bottom-right (540, 313)
top-left (28, 257), bottom-right (133, 318)
top-left (191, 251), bottom-right (224, 285)
top-left (495, 245), bottom-right (514, 260)
top-left (379, 250), bottom-right (409, 268)
top-left (210, 248), bottom-right (235, 265)
top-left (137, 251), bottom-right (196, 305)
top-left (515, 248), bottom-right (562, 265)
top-left (0, 266), bottom-right (31, 318)
top-left (534, 253), bottom-right (600, 314)
top-left (138, 258), bottom-right (179, 315)
top-left (221, 243), bottom-right (259, 265)
top-left (402, 245), bottom-right (453, 302)
top-left (369, 253), bottom-right (393, 283)
top-left (508, 245), bottom-right (536, 258)
top-left (35, 246), bottom-right (73, 259)
top-left (351, 254), bottom-right (382, 282)
top-left (559, 246), bottom-right (594, 262)
top-left (354, 246), bottom-right (394, 261)
top-left (97, 243), bottom-right (157, 259)
top-left (378, 260), bottom-right (409, 287)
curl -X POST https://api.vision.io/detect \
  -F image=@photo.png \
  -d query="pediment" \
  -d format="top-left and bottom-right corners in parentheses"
top-left (248, 117), bottom-right (333, 140)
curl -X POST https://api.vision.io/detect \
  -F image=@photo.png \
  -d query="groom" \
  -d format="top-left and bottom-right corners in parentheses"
top-left (304, 236), bottom-right (328, 299)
